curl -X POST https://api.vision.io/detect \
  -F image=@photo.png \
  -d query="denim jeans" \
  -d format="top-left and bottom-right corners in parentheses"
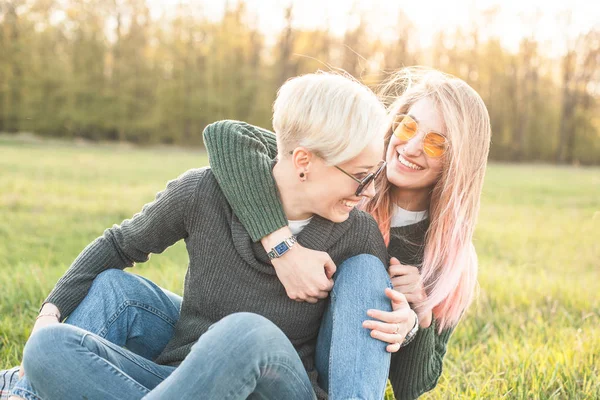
top-left (315, 254), bottom-right (393, 400)
top-left (13, 254), bottom-right (391, 400)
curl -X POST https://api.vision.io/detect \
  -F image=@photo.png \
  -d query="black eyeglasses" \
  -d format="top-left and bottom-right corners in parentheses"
top-left (335, 160), bottom-right (386, 196)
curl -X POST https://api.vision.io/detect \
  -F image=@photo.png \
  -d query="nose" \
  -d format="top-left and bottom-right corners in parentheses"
top-left (402, 132), bottom-right (424, 156)
top-left (361, 178), bottom-right (377, 199)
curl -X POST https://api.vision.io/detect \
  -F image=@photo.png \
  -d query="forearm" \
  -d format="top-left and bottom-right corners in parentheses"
top-left (203, 120), bottom-right (287, 241)
top-left (43, 169), bottom-right (199, 319)
top-left (43, 230), bottom-right (134, 318)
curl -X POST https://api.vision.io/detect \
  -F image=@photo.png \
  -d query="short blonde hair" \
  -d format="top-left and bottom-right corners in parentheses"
top-left (273, 71), bottom-right (387, 165)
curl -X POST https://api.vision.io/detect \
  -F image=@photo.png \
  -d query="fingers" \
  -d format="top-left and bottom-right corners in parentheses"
top-left (391, 276), bottom-right (423, 295)
top-left (362, 319), bottom-right (402, 334)
top-left (390, 274), bottom-right (419, 287)
top-left (289, 287), bottom-right (330, 303)
top-left (367, 305), bottom-right (410, 323)
top-left (384, 287), bottom-right (409, 309)
top-left (403, 291), bottom-right (426, 304)
top-left (389, 264), bottom-right (420, 278)
top-left (386, 342), bottom-right (402, 353)
top-left (369, 327), bottom-right (406, 346)
top-left (389, 257), bottom-right (401, 266)
top-left (296, 297), bottom-right (319, 304)
top-left (323, 255), bottom-right (337, 279)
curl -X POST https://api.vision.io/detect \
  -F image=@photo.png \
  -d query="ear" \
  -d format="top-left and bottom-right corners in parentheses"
top-left (290, 147), bottom-right (314, 174)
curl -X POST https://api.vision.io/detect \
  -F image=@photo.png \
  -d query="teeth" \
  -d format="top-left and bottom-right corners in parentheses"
top-left (342, 200), bottom-right (359, 208)
top-left (398, 154), bottom-right (423, 170)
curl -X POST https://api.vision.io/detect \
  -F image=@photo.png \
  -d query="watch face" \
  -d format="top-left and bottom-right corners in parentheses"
top-left (274, 242), bottom-right (290, 255)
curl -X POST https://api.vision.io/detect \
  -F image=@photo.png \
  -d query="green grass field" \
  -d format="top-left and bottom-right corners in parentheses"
top-left (1, 137), bottom-right (598, 399)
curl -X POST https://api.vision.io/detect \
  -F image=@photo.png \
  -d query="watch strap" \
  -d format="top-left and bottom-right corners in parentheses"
top-left (401, 311), bottom-right (419, 347)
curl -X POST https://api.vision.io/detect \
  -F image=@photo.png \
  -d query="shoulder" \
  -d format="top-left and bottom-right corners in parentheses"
top-left (165, 167), bottom-right (224, 202)
top-left (345, 208), bottom-right (381, 232)
top-left (169, 167), bottom-right (213, 189)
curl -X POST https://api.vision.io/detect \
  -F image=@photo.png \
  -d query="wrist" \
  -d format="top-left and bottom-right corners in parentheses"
top-left (40, 303), bottom-right (61, 321)
top-left (261, 226), bottom-right (294, 253)
top-left (419, 310), bottom-right (433, 329)
top-left (401, 310), bottom-right (419, 347)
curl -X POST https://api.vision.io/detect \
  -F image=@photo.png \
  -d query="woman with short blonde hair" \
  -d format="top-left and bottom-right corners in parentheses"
top-left (6, 72), bottom-right (405, 400)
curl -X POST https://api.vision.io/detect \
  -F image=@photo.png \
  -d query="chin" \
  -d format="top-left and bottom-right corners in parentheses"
top-left (321, 209), bottom-right (351, 224)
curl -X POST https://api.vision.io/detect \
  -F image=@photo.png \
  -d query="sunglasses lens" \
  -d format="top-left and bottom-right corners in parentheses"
top-left (423, 133), bottom-right (447, 157)
top-left (393, 115), bottom-right (417, 141)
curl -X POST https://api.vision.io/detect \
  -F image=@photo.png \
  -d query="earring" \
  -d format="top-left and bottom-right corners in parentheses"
top-left (300, 172), bottom-right (305, 178)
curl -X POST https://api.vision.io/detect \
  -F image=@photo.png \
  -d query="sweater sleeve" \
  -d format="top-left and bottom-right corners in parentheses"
top-left (43, 169), bottom-right (201, 319)
top-left (202, 120), bottom-right (286, 242)
top-left (388, 318), bottom-right (455, 400)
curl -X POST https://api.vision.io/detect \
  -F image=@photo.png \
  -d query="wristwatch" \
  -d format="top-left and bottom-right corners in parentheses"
top-left (401, 311), bottom-right (419, 347)
top-left (267, 236), bottom-right (298, 260)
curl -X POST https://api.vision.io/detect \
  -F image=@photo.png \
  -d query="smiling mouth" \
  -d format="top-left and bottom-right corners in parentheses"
top-left (398, 153), bottom-right (424, 170)
top-left (341, 200), bottom-right (359, 208)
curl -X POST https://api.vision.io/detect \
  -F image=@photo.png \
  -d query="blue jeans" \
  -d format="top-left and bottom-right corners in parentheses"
top-left (14, 254), bottom-right (391, 399)
top-left (316, 254), bottom-right (393, 399)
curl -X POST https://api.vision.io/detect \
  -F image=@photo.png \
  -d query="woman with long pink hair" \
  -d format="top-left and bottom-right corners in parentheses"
top-left (202, 66), bottom-right (492, 399)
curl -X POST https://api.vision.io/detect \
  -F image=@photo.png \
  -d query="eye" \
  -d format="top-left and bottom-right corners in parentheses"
top-left (354, 173), bottom-right (368, 180)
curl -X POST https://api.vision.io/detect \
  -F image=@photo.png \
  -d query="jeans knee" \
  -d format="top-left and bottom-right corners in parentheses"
top-left (335, 254), bottom-right (390, 290)
top-left (221, 312), bottom-right (277, 336)
top-left (218, 313), bottom-right (291, 355)
top-left (92, 269), bottom-right (131, 292)
top-left (22, 324), bottom-right (74, 381)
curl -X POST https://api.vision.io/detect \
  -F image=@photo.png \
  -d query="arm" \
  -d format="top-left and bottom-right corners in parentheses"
top-left (43, 169), bottom-right (200, 319)
top-left (386, 258), bottom-right (455, 398)
top-left (202, 120), bottom-right (284, 242)
top-left (389, 320), bottom-right (455, 400)
top-left (203, 120), bottom-right (338, 303)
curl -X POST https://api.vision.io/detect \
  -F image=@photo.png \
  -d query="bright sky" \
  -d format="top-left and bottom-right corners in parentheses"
top-left (148, 0), bottom-right (599, 56)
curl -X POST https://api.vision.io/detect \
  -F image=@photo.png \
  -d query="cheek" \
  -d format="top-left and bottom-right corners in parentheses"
top-left (385, 138), bottom-right (399, 162)
top-left (312, 177), bottom-right (350, 204)
top-left (428, 158), bottom-right (444, 176)
top-left (423, 158), bottom-right (444, 185)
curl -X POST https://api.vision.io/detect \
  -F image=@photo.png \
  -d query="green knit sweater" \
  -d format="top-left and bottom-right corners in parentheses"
top-left (203, 120), bottom-right (455, 400)
top-left (44, 166), bottom-right (389, 399)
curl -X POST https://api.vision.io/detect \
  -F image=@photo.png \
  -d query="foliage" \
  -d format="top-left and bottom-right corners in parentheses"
top-left (0, 1), bottom-right (599, 163)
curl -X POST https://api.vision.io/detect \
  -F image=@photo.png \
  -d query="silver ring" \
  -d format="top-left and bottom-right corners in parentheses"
top-left (393, 323), bottom-right (402, 335)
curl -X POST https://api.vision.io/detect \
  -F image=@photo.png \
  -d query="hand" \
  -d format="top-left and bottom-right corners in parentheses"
top-left (262, 227), bottom-right (336, 304)
top-left (389, 257), bottom-right (432, 328)
top-left (18, 303), bottom-right (61, 378)
top-left (362, 288), bottom-right (417, 353)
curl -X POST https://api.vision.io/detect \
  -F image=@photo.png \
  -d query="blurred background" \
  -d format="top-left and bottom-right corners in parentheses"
top-left (1, 0), bottom-right (599, 163)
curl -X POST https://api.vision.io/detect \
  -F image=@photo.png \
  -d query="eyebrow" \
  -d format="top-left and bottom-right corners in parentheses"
top-left (408, 114), bottom-right (419, 123)
top-left (407, 113), bottom-right (447, 137)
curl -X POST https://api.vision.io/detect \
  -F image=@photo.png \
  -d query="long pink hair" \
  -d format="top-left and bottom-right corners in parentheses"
top-left (365, 68), bottom-right (491, 332)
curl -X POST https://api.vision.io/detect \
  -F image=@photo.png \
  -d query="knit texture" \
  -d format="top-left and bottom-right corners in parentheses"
top-left (44, 167), bottom-right (388, 399)
top-left (203, 120), bottom-right (284, 242)
top-left (203, 120), bottom-right (456, 400)
top-left (388, 221), bottom-right (455, 400)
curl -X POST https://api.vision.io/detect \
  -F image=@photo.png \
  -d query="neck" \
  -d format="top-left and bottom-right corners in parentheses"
top-left (272, 161), bottom-right (314, 221)
top-left (392, 186), bottom-right (431, 212)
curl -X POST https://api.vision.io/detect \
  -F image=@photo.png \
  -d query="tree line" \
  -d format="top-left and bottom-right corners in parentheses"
top-left (1, 0), bottom-right (599, 164)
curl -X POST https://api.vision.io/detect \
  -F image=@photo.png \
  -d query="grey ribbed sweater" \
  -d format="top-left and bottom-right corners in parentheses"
top-left (203, 120), bottom-right (456, 400)
top-left (44, 167), bottom-right (388, 398)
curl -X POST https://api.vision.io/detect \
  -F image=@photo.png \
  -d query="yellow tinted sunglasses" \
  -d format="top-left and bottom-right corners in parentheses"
top-left (392, 114), bottom-right (448, 158)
